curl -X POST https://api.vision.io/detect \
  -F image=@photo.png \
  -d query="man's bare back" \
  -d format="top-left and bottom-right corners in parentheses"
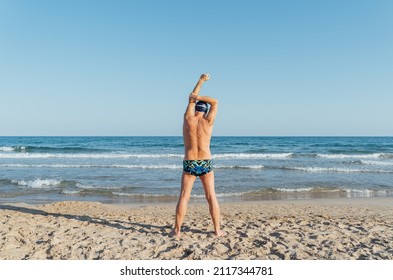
top-left (183, 114), bottom-right (213, 160)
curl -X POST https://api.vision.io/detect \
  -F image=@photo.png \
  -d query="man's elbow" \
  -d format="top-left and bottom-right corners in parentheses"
top-left (211, 98), bottom-right (218, 106)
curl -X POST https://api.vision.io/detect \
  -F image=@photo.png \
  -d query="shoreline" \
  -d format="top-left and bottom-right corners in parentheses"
top-left (1, 197), bottom-right (393, 260)
top-left (2, 190), bottom-right (393, 206)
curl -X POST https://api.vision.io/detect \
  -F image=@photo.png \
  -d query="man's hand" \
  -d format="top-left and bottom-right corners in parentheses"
top-left (200, 73), bottom-right (210, 82)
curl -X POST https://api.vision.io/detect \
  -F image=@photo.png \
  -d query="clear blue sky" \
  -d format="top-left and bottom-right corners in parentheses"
top-left (1, 0), bottom-right (392, 136)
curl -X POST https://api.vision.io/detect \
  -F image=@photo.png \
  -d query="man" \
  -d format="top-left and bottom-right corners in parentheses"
top-left (172, 74), bottom-right (226, 238)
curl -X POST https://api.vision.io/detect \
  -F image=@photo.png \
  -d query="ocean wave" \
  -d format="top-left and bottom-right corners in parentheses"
top-left (62, 189), bottom-right (80, 195)
top-left (110, 187), bottom-right (393, 199)
top-left (185, 187), bottom-right (344, 198)
top-left (286, 166), bottom-right (393, 174)
top-left (0, 146), bottom-right (26, 152)
top-left (0, 164), bottom-right (182, 169)
top-left (342, 160), bottom-right (363, 165)
top-left (75, 183), bottom-right (98, 190)
top-left (2, 151), bottom-right (391, 160)
top-left (0, 151), bottom-right (393, 160)
top-left (274, 187), bottom-right (315, 192)
top-left (216, 165), bottom-right (265, 169)
top-left (0, 153), bottom-right (184, 159)
top-left (111, 192), bottom-right (171, 197)
top-left (0, 147), bottom-right (15, 152)
top-left (11, 179), bottom-right (63, 188)
top-left (0, 145), bottom-right (110, 153)
top-left (0, 152), bottom-right (294, 159)
top-left (316, 153), bottom-right (393, 159)
top-left (4, 179), bottom-right (393, 201)
top-left (1, 164), bottom-right (79, 168)
top-left (3, 163), bottom-right (392, 172)
top-left (361, 160), bottom-right (393, 166)
top-left (74, 183), bottom-right (135, 190)
top-left (113, 164), bottom-right (180, 169)
top-left (219, 187), bottom-right (393, 197)
top-left (241, 186), bottom-right (342, 194)
top-left (0, 163), bottom-right (266, 170)
top-left (213, 153), bottom-right (293, 159)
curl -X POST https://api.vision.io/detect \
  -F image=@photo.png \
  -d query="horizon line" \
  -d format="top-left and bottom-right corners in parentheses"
top-left (1, 135), bottom-right (393, 138)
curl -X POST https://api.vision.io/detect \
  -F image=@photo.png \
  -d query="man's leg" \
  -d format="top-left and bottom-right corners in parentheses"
top-left (173, 172), bottom-right (196, 237)
top-left (200, 171), bottom-right (226, 236)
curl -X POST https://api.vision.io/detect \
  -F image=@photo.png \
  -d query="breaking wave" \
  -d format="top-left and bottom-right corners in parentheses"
top-left (11, 179), bottom-right (63, 188)
top-left (283, 166), bottom-right (393, 174)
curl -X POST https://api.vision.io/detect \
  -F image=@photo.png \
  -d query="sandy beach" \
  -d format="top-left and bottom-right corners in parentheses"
top-left (1, 198), bottom-right (392, 260)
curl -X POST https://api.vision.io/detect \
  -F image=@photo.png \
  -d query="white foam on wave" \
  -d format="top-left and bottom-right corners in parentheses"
top-left (361, 160), bottom-right (393, 166)
top-left (62, 190), bottom-right (80, 195)
top-left (178, 187), bottom-right (340, 198)
top-left (317, 153), bottom-right (388, 159)
top-left (0, 147), bottom-right (15, 152)
top-left (75, 183), bottom-right (95, 189)
top-left (113, 164), bottom-right (180, 169)
top-left (0, 153), bottom-right (184, 159)
top-left (1, 163), bottom-right (267, 170)
top-left (111, 192), bottom-right (168, 197)
top-left (0, 163), bottom-right (182, 169)
top-left (275, 187), bottom-right (315, 192)
top-left (215, 165), bottom-right (264, 169)
top-left (111, 192), bottom-right (132, 197)
top-left (12, 179), bottom-right (62, 188)
top-left (0, 152), bottom-right (293, 159)
top-left (75, 183), bottom-right (129, 190)
top-left (213, 153), bottom-right (293, 159)
top-left (0, 164), bottom-right (31, 168)
top-left (0, 146), bottom-right (26, 152)
top-left (0, 163), bottom-right (264, 170)
top-left (290, 166), bottom-right (392, 173)
top-left (1, 164), bottom-right (86, 168)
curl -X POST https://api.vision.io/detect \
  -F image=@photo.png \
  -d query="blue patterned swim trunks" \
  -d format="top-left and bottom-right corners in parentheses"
top-left (183, 159), bottom-right (213, 177)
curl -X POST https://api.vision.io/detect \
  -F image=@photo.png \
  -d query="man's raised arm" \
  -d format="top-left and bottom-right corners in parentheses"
top-left (191, 74), bottom-right (209, 96)
top-left (184, 74), bottom-right (210, 118)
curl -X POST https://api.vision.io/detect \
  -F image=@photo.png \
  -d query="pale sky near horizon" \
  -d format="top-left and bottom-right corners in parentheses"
top-left (1, 0), bottom-right (392, 136)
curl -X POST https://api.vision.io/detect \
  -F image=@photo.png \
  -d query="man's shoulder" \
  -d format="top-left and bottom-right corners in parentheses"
top-left (202, 116), bottom-right (215, 126)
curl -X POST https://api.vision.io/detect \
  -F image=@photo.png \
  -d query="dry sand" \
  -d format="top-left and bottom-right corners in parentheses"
top-left (1, 198), bottom-right (393, 260)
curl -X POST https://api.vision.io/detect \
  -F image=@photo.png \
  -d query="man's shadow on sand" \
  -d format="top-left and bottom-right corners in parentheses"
top-left (0, 204), bottom-right (205, 236)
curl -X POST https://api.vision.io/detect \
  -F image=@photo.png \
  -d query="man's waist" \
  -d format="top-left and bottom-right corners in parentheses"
top-left (183, 158), bottom-right (212, 162)
top-left (184, 151), bottom-right (211, 160)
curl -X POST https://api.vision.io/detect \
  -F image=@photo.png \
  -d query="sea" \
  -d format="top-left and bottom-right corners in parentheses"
top-left (1, 136), bottom-right (393, 204)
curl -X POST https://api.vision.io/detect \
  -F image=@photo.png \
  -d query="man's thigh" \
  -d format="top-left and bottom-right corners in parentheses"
top-left (199, 171), bottom-right (215, 194)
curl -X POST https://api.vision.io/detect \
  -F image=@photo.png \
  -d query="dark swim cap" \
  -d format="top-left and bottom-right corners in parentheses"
top-left (195, 101), bottom-right (208, 113)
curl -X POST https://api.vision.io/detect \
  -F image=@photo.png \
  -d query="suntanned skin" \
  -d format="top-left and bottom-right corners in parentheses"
top-left (172, 74), bottom-right (225, 238)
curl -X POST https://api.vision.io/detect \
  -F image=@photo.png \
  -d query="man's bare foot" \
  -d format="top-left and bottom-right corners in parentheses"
top-left (214, 230), bottom-right (227, 237)
top-left (169, 229), bottom-right (181, 238)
